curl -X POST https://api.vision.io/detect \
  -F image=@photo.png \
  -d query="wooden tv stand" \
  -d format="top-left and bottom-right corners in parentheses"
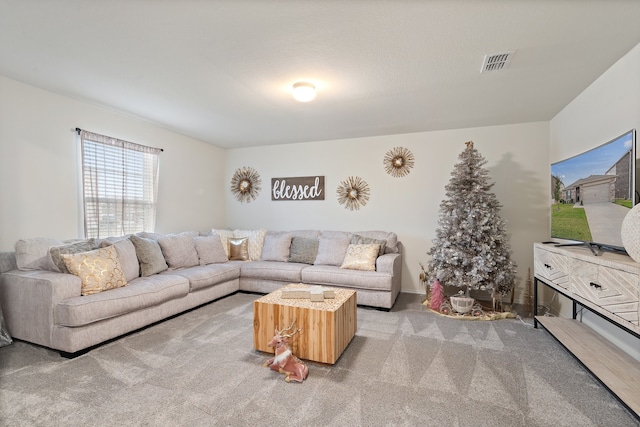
top-left (533, 243), bottom-right (640, 419)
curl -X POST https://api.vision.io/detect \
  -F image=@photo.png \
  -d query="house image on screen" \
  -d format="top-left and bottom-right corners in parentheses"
top-left (562, 149), bottom-right (632, 204)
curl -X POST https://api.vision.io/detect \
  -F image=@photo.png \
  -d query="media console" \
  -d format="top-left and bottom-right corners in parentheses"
top-left (533, 243), bottom-right (640, 419)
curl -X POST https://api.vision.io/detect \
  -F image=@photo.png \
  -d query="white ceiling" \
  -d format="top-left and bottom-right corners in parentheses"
top-left (2, 1), bottom-right (640, 149)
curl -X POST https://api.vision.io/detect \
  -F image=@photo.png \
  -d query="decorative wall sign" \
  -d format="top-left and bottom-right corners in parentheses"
top-left (230, 166), bottom-right (261, 203)
top-left (337, 176), bottom-right (370, 211)
top-left (383, 146), bottom-right (415, 177)
top-left (271, 176), bottom-right (325, 201)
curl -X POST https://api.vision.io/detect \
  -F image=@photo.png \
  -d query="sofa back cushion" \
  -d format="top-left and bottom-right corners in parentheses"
top-left (260, 232), bottom-right (292, 262)
top-left (15, 237), bottom-right (63, 271)
top-left (193, 235), bottom-right (228, 264)
top-left (158, 233), bottom-right (199, 269)
top-left (314, 231), bottom-right (353, 266)
top-left (99, 238), bottom-right (140, 281)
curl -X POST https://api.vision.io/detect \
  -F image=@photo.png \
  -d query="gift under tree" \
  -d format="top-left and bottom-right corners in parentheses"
top-left (426, 141), bottom-right (516, 303)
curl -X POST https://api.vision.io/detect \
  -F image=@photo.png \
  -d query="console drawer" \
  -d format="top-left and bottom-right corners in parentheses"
top-left (534, 246), bottom-right (570, 289)
top-left (571, 258), bottom-right (639, 326)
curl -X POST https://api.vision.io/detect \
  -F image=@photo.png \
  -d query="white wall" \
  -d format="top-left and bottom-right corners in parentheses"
top-left (226, 122), bottom-right (550, 301)
top-left (0, 75), bottom-right (227, 251)
top-left (550, 42), bottom-right (640, 361)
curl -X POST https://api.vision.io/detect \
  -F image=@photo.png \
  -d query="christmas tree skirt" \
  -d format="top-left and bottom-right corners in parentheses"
top-left (422, 298), bottom-right (517, 321)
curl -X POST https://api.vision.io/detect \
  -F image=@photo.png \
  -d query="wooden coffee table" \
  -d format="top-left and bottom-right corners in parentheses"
top-left (253, 283), bottom-right (357, 364)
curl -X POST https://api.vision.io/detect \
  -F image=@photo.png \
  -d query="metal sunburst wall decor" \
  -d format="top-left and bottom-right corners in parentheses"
top-left (337, 176), bottom-right (370, 211)
top-left (383, 146), bottom-right (415, 177)
top-left (230, 166), bottom-right (261, 203)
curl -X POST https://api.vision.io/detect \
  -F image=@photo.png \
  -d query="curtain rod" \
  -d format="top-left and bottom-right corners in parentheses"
top-left (75, 128), bottom-right (164, 152)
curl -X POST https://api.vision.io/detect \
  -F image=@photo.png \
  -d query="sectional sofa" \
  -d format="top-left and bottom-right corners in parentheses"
top-left (0, 229), bottom-right (401, 355)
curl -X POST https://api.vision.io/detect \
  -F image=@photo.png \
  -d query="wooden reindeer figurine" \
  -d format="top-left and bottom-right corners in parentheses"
top-left (263, 320), bottom-right (309, 383)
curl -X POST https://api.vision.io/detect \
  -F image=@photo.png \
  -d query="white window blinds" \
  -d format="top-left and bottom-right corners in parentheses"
top-left (80, 130), bottom-right (161, 239)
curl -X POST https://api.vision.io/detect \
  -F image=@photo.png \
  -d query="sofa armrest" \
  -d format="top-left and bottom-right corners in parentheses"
top-left (0, 269), bottom-right (82, 348)
top-left (376, 252), bottom-right (401, 275)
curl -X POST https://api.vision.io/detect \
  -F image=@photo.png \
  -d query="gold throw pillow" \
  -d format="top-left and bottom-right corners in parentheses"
top-left (61, 245), bottom-right (127, 296)
top-left (340, 243), bottom-right (380, 271)
top-left (228, 237), bottom-right (249, 261)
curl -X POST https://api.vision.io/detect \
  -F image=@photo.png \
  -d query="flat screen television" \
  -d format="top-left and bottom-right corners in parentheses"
top-left (550, 129), bottom-right (636, 254)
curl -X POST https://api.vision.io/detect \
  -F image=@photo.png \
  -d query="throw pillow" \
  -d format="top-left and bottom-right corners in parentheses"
top-left (61, 245), bottom-right (127, 296)
top-left (260, 232), bottom-right (292, 262)
top-left (99, 238), bottom-right (140, 281)
top-left (212, 229), bottom-right (234, 258)
top-left (340, 244), bottom-right (380, 271)
top-left (15, 237), bottom-right (63, 271)
top-left (193, 235), bottom-right (228, 265)
top-left (129, 235), bottom-right (169, 277)
top-left (355, 231), bottom-right (399, 254)
top-left (157, 233), bottom-right (199, 269)
top-left (233, 229), bottom-right (266, 261)
top-left (289, 236), bottom-right (319, 264)
top-left (351, 234), bottom-right (387, 257)
top-left (314, 231), bottom-right (353, 266)
top-left (50, 239), bottom-right (97, 274)
top-left (228, 237), bottom-right (249, 261)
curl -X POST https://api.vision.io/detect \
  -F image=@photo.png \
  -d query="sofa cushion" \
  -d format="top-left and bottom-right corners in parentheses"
top-left (164, 263), bottom-right (240, 292)
top-left (288, 236), bottom-right (319, 264)
top-left (15, 237), bottom-right (63, 271)
top-left (314, 231), bottom-right (353, 266)
top-left (301, 264), bottom-right (393, 291)
top-left (129, 235), bottom-right (169, 277)
top-left (193, 235), bottom-right (228, 265)
top-left (99, 238), bottom-right (140, 282)
top-left (355, 231), bottom-right (399, 254)
top-left (158, 233), bottom-right (199, 269)
top-left (260, 232), bottom-right (292, 262)
top-left (49, 239), bottom-right (97, 273)
top-left (351, 234), bottom-right (386, 257)
top-left (212, 229), bottom-right (234, 257)
top-left (233, 229), bottom-right (266, 261)
top-left (340, 243), bottom-right (380, 271)
top-left (61, 246), bottom-right (127, 296)
top-left (55, 274), bottom-right (189, 327)
top-left (240, 261), bottom-right (305, 283)
top-left (228, 237), bottom-right (249, 261)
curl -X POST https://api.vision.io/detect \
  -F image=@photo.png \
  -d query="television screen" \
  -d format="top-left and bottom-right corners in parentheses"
top-left (550, 129), bottom-right (636, 251)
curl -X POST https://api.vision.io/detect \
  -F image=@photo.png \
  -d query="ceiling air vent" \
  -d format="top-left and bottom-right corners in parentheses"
top-left (481, 51), bottom-right (514, 73)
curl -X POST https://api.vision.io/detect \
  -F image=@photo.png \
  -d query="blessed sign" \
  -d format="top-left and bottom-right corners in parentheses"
top-left (271, 176), bottom-right (325, 201)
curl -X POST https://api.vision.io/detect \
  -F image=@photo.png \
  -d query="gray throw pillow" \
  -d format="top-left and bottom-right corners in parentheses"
top-left (129, 235), bottom-right (168, 276)
top-left (351, 234), bottom-right (386, 257)
top-left (260, 233), bottom-right (292, 262)
top-left (289, 237), bottom-right (319, 264)
top-left (49, 239), bottom-right (97, 273)
top-left (193, 235), bottom-right (228, 265)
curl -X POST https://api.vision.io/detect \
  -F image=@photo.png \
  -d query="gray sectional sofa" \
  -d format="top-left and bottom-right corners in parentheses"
top-left (0, 229), bottom-right (401, 355)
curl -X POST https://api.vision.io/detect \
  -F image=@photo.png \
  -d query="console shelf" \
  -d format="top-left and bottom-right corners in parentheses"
top-left (533, 243), bottom-right (640, 419)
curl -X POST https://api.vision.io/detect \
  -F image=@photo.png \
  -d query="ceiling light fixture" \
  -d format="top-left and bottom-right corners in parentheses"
top-left (292, 82), bottom-right (316, 102)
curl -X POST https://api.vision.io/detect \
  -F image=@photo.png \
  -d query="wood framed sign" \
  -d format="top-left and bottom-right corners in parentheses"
top-left (271, 176), bottom-right (325, 201)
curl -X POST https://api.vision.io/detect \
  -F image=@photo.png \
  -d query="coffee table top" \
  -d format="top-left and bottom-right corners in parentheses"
top-left (256, 283), bottom-right (355, 312)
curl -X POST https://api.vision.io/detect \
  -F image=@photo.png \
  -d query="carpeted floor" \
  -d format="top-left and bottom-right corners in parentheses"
top-left (0, 292), bottom-right (637, 426)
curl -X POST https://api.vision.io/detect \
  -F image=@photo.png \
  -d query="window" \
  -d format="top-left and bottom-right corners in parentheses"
top-left (79, 130), bottom-right (161, 238)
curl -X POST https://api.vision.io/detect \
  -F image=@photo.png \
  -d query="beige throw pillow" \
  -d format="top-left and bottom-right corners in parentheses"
top-left (157, 233), bottom-right (199, 269)
top-left (61, 246), bottom-right (127, 296)
top-left (260, 232), bottom-right (292, 262)
top-left (129, 235), bottom-right (169, 277)
top-left (193, 235), bottom-right (228, 264)
top-left (340, 244), bottom-right (380, 271)
top-left (50, 239), bottom-right (97, 273)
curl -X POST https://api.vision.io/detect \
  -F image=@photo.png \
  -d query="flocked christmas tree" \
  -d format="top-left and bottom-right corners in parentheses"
top-left (426, 141), bottom-right (516, 297)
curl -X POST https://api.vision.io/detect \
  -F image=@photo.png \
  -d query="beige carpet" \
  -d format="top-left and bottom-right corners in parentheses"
top-left (0, 292), bottom-right (637, 426)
